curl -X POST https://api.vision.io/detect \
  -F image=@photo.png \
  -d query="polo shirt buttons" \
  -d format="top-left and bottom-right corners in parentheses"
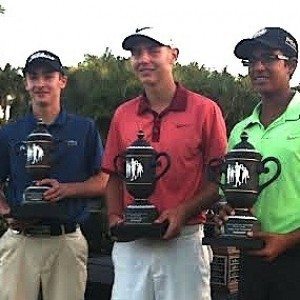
top-left (152, 118), bottom-right (161, 142)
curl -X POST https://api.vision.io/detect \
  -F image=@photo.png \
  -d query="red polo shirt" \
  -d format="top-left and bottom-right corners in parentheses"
top-left (102, 84), bottom-right (227, 223)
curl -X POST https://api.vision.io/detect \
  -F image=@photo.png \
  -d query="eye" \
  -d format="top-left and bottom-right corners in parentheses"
top-left (28, 74), bottom-right (38, 80)
top-left (147, 46), bottom-right (160, 54)
top-left (261, 55), bottom-right (276, 63)
top-left (44, 74), bottom-right (55, 80)
top-left (131, 48), bottom-right (141, 57)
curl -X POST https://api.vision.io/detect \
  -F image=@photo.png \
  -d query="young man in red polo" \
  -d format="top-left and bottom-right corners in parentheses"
top-left (102, 27), bottom-right (227, 300)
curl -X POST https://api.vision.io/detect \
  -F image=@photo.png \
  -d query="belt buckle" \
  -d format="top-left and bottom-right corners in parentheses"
top-left (25, 225), bottom-right (52, 237)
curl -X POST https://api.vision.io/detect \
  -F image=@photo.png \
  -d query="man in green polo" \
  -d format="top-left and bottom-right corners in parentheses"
top-left (228, 27), bottom-right (300, 300)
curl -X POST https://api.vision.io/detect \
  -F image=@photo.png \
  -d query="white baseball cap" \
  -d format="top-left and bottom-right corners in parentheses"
top-left (122, 26), bottom-right (176, 50)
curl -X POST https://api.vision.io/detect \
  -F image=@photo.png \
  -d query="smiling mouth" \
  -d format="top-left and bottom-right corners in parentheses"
top-left (139, 69), bottom-right (153, 73)
top-left (34, 91), bottom-right (48, 96)
top-left (253, 77), bottom-right (269, 82)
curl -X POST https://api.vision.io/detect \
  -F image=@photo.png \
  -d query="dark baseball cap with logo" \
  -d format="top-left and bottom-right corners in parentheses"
top-left (234, 27), bottom-right (298, 59)
top-left (23, 50), bottom-right (64, 75)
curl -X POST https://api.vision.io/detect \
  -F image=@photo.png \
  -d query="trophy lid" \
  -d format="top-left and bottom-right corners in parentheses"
top-left (28, 118), bottom-right (53, 141)
top-left (231, 132), bottom-right (257, 152)
top-left (128, 130), bottom-right (153, 149)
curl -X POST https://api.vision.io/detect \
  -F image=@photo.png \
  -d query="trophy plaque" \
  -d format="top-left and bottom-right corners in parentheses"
top-left (203, 132), bottom-right (281, 249)
top-left (110, 130), bottom-right (170, 241)
top-left (11, 119), bottom-right (67, 219)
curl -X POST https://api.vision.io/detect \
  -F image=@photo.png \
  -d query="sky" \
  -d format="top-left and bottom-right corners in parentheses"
top-left (1, 0), bottom-right (300, 85)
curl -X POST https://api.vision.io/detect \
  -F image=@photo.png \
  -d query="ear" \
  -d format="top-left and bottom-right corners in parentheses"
top-left (170, 47), bottom-right (179, 64)
top-left (288, 58), bottom-right (297, 76)
top-left (24, 77), bottom-right (30, 91)
top-left (59, 75), bottom-right (68, 89)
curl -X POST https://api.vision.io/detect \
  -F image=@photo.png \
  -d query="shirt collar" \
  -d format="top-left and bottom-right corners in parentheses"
top-left (243, 90), bottom-right (300, 129)
top-left (137, 83), bottom-right (188, 115)
top-left (243, 102), bottom-right (262, 129)
top-left (284, 91), bottom-right (300, 121)
top-left (26, 108), bottom-right (67, 127)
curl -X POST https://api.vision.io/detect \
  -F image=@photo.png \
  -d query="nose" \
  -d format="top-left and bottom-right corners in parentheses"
top-left (35, 77), bottom-right (46, 87)
top-left (137, 49), bottom-right (152, 63)
top-left (250, 60), bottom-right (266, 71)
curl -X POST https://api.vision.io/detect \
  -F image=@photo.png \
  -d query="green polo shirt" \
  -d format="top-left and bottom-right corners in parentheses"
top-left (228, 91), bottom-right (300, 234)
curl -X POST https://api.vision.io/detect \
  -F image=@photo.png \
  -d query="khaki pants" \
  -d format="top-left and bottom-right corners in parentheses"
top-left (0, 228), bottom-right (88, 300)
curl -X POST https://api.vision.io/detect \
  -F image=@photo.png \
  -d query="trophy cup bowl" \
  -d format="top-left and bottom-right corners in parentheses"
top-left (203, 132), bottom-right (281, 249)
top-left (110, 130), bottom-right (170, 241)
top-left (11, 119), bottom-right (68, 220)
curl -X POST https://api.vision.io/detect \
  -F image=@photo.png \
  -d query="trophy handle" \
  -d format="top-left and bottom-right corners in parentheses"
top-left (207, 157), bottom-right (225, 188)
top-left (113, 153), bottom-right (126, 180)
top-left (155, 152), bottom-right (171, 181)
top-left (14, 141), bottom-right (27, 155)
top-left (259, 157), bottom-right (281, 193)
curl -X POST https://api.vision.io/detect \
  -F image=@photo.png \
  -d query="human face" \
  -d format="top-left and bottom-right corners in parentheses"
top-left (246, 48), bottom-right (295, 96)
top-left (130, 42), bottom-right (178, 86)
top-left (25, 67), bottom-right (67, 108)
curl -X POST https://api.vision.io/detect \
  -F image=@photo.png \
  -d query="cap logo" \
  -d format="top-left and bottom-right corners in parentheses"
top-left (253, 28), bottom-right (267, 38)
top-left (285, 36), bottom-right (297, 52)
top-left (28, 52), bottom-right (56, 63)
top-left (135, 26), bottom-right (152, 33)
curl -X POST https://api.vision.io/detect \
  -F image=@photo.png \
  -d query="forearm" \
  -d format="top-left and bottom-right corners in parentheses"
top-left (284, 229), bottom-right (300, 248)
top-left (178, 181), bottom-right (220, 221)
top-left (0, 185), bottom-right (10, 216)
top-left (62, 172), bottom-right (108, 198)
top-left (105, 174), bottom-right (124, 217)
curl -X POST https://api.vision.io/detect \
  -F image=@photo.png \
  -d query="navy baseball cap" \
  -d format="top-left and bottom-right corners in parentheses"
top-left (234, 27), bottom-right (298, 59)
top-left (23, 50), bottom-right (64, 75)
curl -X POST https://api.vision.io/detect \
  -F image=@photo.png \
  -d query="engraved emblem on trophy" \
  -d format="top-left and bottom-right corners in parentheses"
top-left (22, 119), bottom-right (54, 203)
top-left (111, 130), bottom-right (171, 241)
top-left (10, 118), bottom-right (69, 219)
top-left (203, 132), bottom-right (281, 249)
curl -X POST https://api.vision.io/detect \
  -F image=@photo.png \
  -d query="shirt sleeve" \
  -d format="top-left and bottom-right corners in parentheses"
top-left (202, 101), bottom-right (228, 166)
top-left (101, 111), bottom-right (123, 174)
top-left (86, 120), bottom-right (104, 175)
top-left (0, 128), bottom-right (10, 182)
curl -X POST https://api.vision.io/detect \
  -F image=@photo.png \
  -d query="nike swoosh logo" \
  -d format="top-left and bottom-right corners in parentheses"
top-left (176, 123), bottom-right (190, 128)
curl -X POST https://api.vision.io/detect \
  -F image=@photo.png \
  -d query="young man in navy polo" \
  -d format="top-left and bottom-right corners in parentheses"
top-left (0, 50), bottom-right (107, 300)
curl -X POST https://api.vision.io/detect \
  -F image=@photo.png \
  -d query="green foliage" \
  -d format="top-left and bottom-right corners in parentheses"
top-left (64, 48), bottom-right (142, 139)
top-left (0, 5), bottom-right (4, 14)
top-left (3, 48), bottom-right (299, 136)
top-left (0, 64), bottom-right (28, 122)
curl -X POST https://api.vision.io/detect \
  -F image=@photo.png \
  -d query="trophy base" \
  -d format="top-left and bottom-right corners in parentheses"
top-left (124, 204), bottom-right (159, 223)
top-left (110, 203), bottom-right (169, 241)
top-left (23, 185), bottom-right (50, 202)
top-left (10, 186), bottom-right (69, 220)
top-left (11, 201), bottom-right (69, 220)
top-left (110, 221), bottom-right (169, 242)
top-left (203, 215), bottom-right (264, 249)
top-left (202, 235), bottom-right (264, 249)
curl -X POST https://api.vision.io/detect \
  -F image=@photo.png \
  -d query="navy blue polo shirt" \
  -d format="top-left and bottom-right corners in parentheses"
top-left (0, 110), bottom-right (104, 223)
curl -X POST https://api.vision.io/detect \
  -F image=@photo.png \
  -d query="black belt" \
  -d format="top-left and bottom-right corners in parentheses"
top-left (20, 223), bottom-right (78, 236)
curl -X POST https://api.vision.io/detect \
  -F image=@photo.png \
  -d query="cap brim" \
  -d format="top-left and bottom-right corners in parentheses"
top-left (234, 38), bottom-right (277, 59)
top-left (122, 34), bottom-right (163, 50)
top-left (23, 59), bottom-right (63, 75)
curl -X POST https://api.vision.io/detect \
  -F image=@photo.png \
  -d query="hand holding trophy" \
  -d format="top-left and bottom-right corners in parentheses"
top-left (203, 132), bottom-right (281, 249)
top-left (11, 119), bottom-right (67, 220)
top-left (111, 130), bottom-right (171, 241)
